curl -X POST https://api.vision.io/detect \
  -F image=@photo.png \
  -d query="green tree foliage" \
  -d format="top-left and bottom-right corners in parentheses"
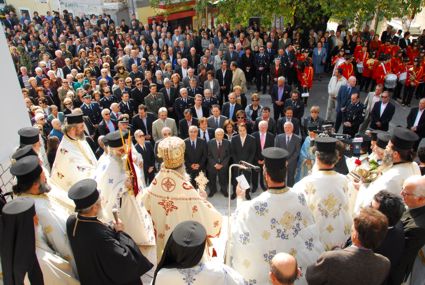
top-left (188, 0), bottom-right (424, 28)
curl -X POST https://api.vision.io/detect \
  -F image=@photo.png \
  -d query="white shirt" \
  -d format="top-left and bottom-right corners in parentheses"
top-left (380, 102), bottom-right (388, 117)
top-left (182, 68), bottom-right (188, 78)
top-left (195, 106), bottom-right (204, 118)
top-left (414, 109), bottom-right (424, 127)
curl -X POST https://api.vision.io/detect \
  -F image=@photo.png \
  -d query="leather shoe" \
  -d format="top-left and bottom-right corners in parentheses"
top-left (245, 193), bottom-right (252, 200)
top-left (231, 193), bottom-right (237, 200)
top-left (221, 190), bottom-right (229, 198)
top-left (208, 191), bottom-right (215, 198)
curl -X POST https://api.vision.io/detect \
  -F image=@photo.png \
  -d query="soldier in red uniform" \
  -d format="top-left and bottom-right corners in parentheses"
top-left (340, 55), bottom-right (354, 80)
top-left (360, 51), bottom-right (376, 92)
top-left (375, 54), bottom-right (392, 87)
top-left (300, 58), bottom-right (314, 104)
top-left (403, 57), bottom-right (424, 106)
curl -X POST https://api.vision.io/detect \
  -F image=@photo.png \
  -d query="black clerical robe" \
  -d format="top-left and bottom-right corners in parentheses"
top-left (66, 214), bottom-right (153, 285)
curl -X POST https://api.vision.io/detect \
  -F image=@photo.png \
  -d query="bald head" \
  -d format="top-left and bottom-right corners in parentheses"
top-left (269, 253), bottom-right (299, 285)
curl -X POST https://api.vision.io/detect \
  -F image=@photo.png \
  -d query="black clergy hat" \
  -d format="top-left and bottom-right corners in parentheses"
top-left (172, 221), bottom-right (207, 247)
top-left (2, 197), bottom-right (35, 216)
top-left (66, 113), bottom-right (84, 124)
top-left (18, 127), bottom-right (39, 145)
top-left (104, 130), bottom-right (128, 148)
top-left (262, 147), bottom-right (289, 170)
top-left (10, 155), bottom-right (42, 182)
top-left (377, 132), bottom-right (391, 149)
top-left (391, 127), bottom-right (419, 150)
top-left (68, 179), bottom-right (99, 211)
top-left (315, 137), bottom-right (338, 152)
top-left (11, 145), bottom-right (37, 161)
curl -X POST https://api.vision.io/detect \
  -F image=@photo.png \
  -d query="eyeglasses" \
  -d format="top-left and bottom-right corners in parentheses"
top-left (104, 113), bottom-right (110, 116)
top-left (126, 81), bottom-right (132, 84)
top-left (252, 99), bottom-right (259, 102)
top-left (104, 91), bottom-right (111, 94)
top-left (381, 96), bottom-right (389, 99)
top-left (237, 116), bottom-right (245, 119)
top-left (401, 190), bottom-right (417, 197)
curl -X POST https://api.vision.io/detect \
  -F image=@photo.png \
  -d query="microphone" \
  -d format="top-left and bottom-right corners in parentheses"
top-left (112, 208), bottom-right (119, 224)
top-left (239, 161), bottom-right (261, 172)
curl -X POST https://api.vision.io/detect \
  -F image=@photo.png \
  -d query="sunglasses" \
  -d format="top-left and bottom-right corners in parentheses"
top-left (104, 91), bottom-right (111, 94)
top-left (237, 116), bottom-right (245, 119)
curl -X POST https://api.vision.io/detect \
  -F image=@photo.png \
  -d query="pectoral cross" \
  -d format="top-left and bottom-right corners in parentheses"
top-left (195, 171), bottom-right (209, 193)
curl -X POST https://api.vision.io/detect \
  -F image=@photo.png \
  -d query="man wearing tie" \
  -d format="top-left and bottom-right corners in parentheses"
top-left (222, 93), bottom-right (242, 122)
top-left (159, 78), bottom-right (177, 119)
top-left (215, 60), bottom-right (233, 104)
top-left (207, 128), bottom-right (231, 197)
top-left (208, 105), bottom-right (228, 130)
top-left (184, 126), bottom-right (208, 186)
top-left (198, 117), bottom-right (214, 142)
top-left (252, 121), bottom-right (275, 192)
top-left (134, 130), bottom-right (156, 185)
top-left (119, 91), bottom-right (136, 117)
top-left (335, 76), bottom-right (358, 132)
top-left (277, 107), bottom-right (301, 136)
top-left (271, 77), bottom-right (291, 120)
top-left (178, 109), bottom-right (198, 139)
top-left (152, 107), bottom-right (178, 142)
top-left (274, 121), bottom-right (301, 187)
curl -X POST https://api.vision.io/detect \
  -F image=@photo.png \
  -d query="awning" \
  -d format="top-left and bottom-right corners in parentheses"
top-left (148, 10), bottom-right (196, 23)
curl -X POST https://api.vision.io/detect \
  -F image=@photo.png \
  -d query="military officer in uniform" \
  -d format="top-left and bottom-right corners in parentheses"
top-left (81, 94), bottom-right (102, 124)
top-left (254, 46), bottom-right (270, 94)
top-left (144, 83), bottom-right (165, 115)
top-left (342, 92), bottom-right (364, 138)
top-left (174, 87), bottom-right (195, 121)
top-left (66, 179), bottom-right (153, 285)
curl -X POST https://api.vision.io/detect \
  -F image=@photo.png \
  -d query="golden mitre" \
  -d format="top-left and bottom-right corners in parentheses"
top-left (157, 136), bottom-right (186, 169)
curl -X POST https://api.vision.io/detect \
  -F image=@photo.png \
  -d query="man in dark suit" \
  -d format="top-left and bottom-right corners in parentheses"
top-left (130, 78), bottom-right (148, 108)
top-left (207, 128), bottom-right (231, 197)
top-left (81, 94), bottom-right (102, 124)
top-left (215, 60), bottom-right (233, 104)
top-left (179, 109), bottom-right (199, 139)
top-left (98, 109), bottom-right (117, 136)
top-left (369, 91), bottom-right (395, 131)
top-left (335, 76), bottom-right (358, 132)
top-left (187, 47), bottom-right (201, 69)
top-left (118, 92), bottom-right (136, 117)
top-left (207, 105), bottom-right (227, 130)
top-left (271, 77), bottom-right (291, 120)
top-left (390, 175), bottom-right (425, 284)
top-left (406, 98), bottom-right (425, 150)
top-left (274, 121), bottom-right (301, 187)
top-left (398, 32), bottom-right (411, 49)
top-left (159, 78), bottom-right (177, 119)
top-left (184, 126), bottom-right (208, 186)
top-left (174, 88), bottom-right (194, 121)
top-left (198, 117), bottom-right (214, 143)
top-left (222, 92), bottom-right (243, 122)
top-left (134, 130), bottom-right (156, 185)
top-left (131, 104), bottom-right (155, 142)
top-left (187, 78), bottom-right (204, 98)
top-left (277, 107), bottom-right (301, 136)
top-left (284, 91), bottom-right (305, 121)
top-left (223, 44), bottom-right (239, 64)
top-left (252, 121), bottom-right (275, 191)
top-left (231, 123), bottom-right (256, 200)
top-left (254, 107), bottom-right (277, 134)
top-left (307, 208), bottom-right (390, 285)
top-left (99, 87), bottom-right (118, 110)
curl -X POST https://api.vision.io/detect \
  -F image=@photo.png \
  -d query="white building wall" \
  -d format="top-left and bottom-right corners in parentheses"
top-left (0, 25), bottom-right (32, 193)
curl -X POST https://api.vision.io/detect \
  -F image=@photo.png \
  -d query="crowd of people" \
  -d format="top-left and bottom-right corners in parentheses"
top-left (1, 8), bottom-right (425, 285)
